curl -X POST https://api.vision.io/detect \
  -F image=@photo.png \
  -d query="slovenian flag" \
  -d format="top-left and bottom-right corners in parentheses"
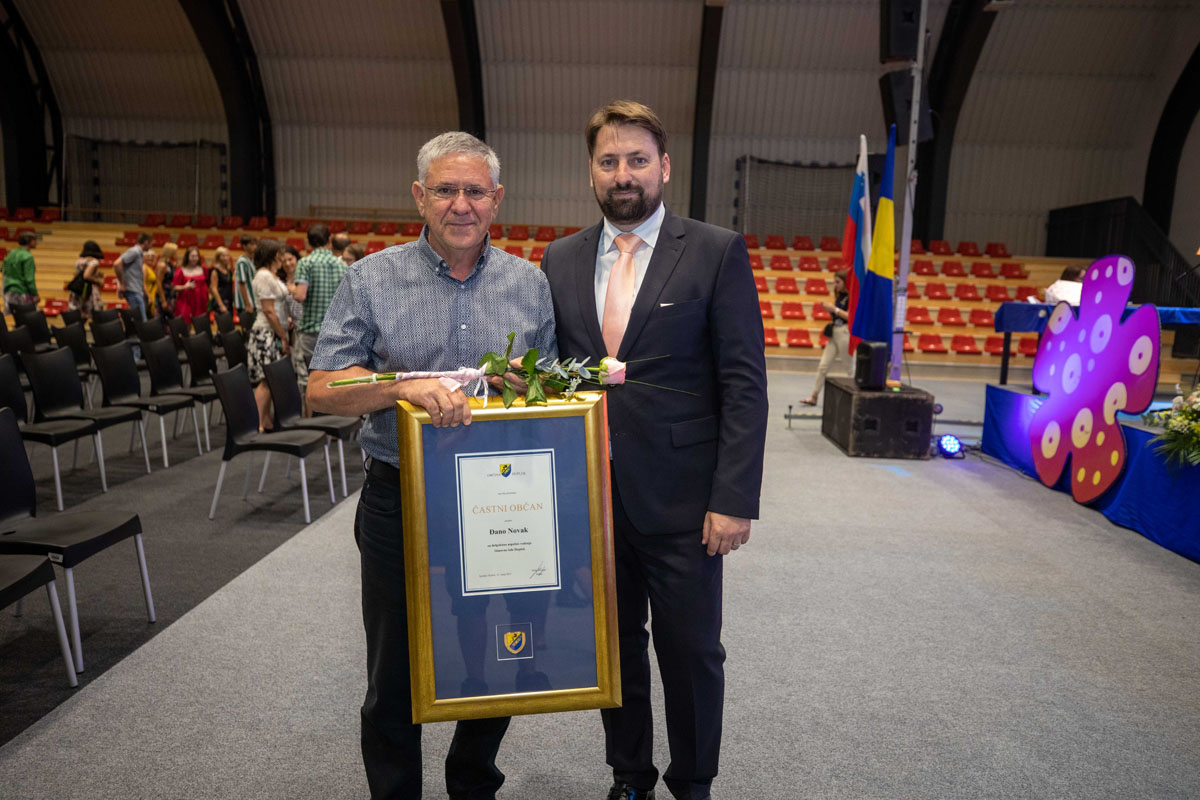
top-left (842, 135), bottom-right (872, 355)
top-left (851, 124), bottom-right (896, 350)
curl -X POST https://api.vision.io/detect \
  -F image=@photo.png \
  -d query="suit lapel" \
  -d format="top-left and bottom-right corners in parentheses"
top-left (618, 211), bottom-right (686, 359)
top-left (571, 222), bottom-right (607, 357)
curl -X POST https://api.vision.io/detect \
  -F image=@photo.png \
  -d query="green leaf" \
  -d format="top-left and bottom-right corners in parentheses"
top-left (501, 378), bottom-right (518, 409)
top-left (521, 347), bottom-right (540, 376)
top-left (525, 373), bottom-right (547, 406)
top-left (504, 332), bottom-right (515, 361)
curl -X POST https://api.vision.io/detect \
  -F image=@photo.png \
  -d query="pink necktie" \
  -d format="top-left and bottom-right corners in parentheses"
top-left (601, 233), bottom-right (643, 356)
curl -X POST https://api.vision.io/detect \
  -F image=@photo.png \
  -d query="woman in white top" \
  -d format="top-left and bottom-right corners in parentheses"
top-left (247, 238), bottom-right (292, 429)
top-left (1044, 265), bottom-right (1085, 306)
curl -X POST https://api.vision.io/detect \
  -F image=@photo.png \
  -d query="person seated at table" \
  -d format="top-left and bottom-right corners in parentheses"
top-left (1044, 265), bottom-right (1084, 306)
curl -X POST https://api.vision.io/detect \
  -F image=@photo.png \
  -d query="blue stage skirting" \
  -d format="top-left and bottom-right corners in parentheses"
top-left (995, 303), bottom-right (1200, 333)
top-left (981, 384), bottom-right (1200, 563)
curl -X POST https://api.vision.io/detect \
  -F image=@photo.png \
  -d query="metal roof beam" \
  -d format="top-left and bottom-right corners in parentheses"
top-left (0, 0), bottom-right (62, 211)
top-left (441, 0), bottom-right (485, 140)
top-left (689, 0), bottom-right (724, 221)
top-left (1143, 41), bottom-right (1200, 237)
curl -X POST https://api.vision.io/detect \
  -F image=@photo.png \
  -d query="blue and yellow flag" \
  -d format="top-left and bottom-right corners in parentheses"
top-left (850, 124), bottom-right (895, 349)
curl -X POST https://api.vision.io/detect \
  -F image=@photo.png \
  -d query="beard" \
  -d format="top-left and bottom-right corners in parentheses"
top-left (596, 181), bottom-right (661, 225)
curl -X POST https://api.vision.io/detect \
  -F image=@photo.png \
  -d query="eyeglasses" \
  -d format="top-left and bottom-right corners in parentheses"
top-left (422, 184), bottom-right (499, 202)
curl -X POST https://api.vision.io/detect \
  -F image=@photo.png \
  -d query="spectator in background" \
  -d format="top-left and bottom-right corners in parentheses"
top-left (114, 232), bottom-right (152, 321)
top-left (342, 243), bottom-right (365, 266)
top-left (280, 244), bottom-right (309, 408)
top-left (801, 270), bottom-right (852, 406)
top-left (247, 238), bottom-right (291, 428)
top-left (143, 249), bottom-right (160, 314)
top-left (294, 222), bottom-right (347, 370)
top-left (234, 234), bottom-right (258, 327)
top-left (172, 245), bottom-right (209, 325)
top-left (67, 240), bottom-right (105, 320)
top-left (330, 231), bottom-right (351, 262)
top-left (1044, 265), bottom-right (1085, 306)
top-left (155, 242), bottom-right (180, 318)
top-left (2, 232), bottom-right (39, 313)
top-left (209, 246), bottom-right (234, 316)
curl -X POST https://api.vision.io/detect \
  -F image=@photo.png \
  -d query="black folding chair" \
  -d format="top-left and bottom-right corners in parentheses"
top-left (9, 301), bottom-right (38, 317)
top-left (0, 353), bottom-right (100, 511)
top-left (142, 337), bottom-right (218, 451)
top-left (92, 342), bottom-right (200, 468)
top-left (0, 555), bottom-right (77, 687)
top-left (210, 364), bottom-right (333, 524)
top-left (90, 318), bottom-right (127, 348)
top-left (264, 356), bottom-right (361, 498)
top-left (91, 308), bottom-right (119, 325)
top-left (133, 315), bottom-right (168, 342)
top-left (13, 309), bottom-right (56, 352)
top-left (0, 407), bottom-right (155, 674)
top-left (214, 311), bottom-right (235, 335)
top-left (58, 309), bottom-right (82, 327)
top-left (52, 321), bottom-right (99, 405)
top-left (219, 328), bottom-right (247, 370)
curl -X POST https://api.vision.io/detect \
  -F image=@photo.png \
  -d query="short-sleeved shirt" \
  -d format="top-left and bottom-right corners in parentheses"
top-left (251, 269), bottom-right (289, 331)
top-left (119, 246), bottom-right (144, 296)
top-left (234, 255), bottom-right (257, 311)
top-left (1, 248), bottom-right (37, 296)
top-left (294, 247), bottom-right (347, 334)
top-left (311, 228), bottom-right (557, 467)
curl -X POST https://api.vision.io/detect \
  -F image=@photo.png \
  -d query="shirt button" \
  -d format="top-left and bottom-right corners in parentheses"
top-left (460, 323), bottom-right (467, 330)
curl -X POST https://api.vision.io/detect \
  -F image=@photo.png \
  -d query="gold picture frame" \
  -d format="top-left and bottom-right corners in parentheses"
top-left (395, 391), bottom-right (620, 723)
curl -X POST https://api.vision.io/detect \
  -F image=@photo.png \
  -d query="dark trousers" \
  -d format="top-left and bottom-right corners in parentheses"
top-left (356, 468), bottom-right (512, 799)
top-left (601, 481), bottom-right (725, 800)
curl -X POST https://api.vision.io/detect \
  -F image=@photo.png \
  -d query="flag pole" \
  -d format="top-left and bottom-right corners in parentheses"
top-left (891, 0), bottom-right (929, 382)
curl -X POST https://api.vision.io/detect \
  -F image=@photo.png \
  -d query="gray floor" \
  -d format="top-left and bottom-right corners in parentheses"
top-left (2, 373), bottom-right (1199, 799)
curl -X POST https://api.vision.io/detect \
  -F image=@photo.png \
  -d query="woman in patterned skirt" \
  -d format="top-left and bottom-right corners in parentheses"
top-left (247, 238), bottom-right (291, 429)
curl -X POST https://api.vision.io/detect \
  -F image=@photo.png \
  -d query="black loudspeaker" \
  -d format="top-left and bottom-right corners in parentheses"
top-left (821, 377), bottom-right (934, 459)
top-left (879, 69), bottom-right (933, 147)
top-left (855, 340), bottom-right (889, 390)
top-left (880, 0), bottom-right (920, 62)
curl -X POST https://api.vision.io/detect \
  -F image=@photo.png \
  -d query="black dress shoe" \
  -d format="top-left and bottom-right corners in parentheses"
top-left (607, 782), bottom-right (656, 800)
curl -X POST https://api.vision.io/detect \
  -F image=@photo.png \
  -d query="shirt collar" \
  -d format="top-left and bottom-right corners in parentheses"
top-left (601, 201), bottom-right (666, 255)
top-left (416, 225), bottom-right (491, 280)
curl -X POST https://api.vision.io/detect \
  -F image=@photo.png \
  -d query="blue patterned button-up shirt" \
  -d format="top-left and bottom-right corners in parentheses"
top-left (310, 228), bottom-right (557, 466)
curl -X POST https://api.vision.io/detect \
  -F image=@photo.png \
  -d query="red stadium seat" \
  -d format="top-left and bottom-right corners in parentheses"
top-left (102, 275), bottom-right (120, 291)
top-left (759, 301), bottom-right (774, 319)
top-left (327, 220), bottom-right (347, 233)
top-left (775, 277), bottom-right (799, 294)
top-left (954, 284), bottom-right (981, 302)
top-left (805, 278), bottom-right (830, 295)
top-left (297, 218), bottom-right (320, 232)
top-left (985, 336), bottom-right (1011, 356)
top-left (271, 217), bottom-right (297, 232)
top-left (0, 207), bottom-right (8, 220)
top-left (116, 231), bottom-right (138, 246)
top-left (176, 233), bottom-right (198, 248)
top-left (826, 257), bottom-right (847, 271)
top-left (811, 303), bottom-right (831, 321)
top-left (906, 306), bottom-right (933, 324)
top-left (786, 329), bottom-right (814, 348)
top-left (247, 216), bottom-right (268, 230)
top-left (907, 282), bottom-right (921, 299)
top-left (952, 335), bottom-right (982, 354)
top-left (349, 221), bottom-right (373, 235)
top-left (937, 307), bottom-right (966, 326)
top-left (489, 224), bottom-right (504, 238)
top-left (151, 232), bottom-right (171, 248)
top-left (918, 334), bottom-right (948, 353)
top-left (941, 260), bottom-right (965, 277)
top-left (195, 214), bottom-right (217, 228)
top-left (287, 237), bottom-right (306, 251)
top-left (13, 207), bottom-right (34, 221)
top-left (202, 234), bottom-right (225, 249)
top-left (1015, 286), bottom-right (1039, 302)
top-left (903, 334), bottom-right (914, 352)
top-left (168, 214), bottom-right (191, 228)
top-left (754, 276), bottom-right (768, 293)
top-left (14, 226), bottom-right (34, 238)
top-left (218, 216), bottom-right (243, 230)
top-left (910, 239), bottom-right (926, 254)
top-left (792, 235), bottom-right (814, 251)
top-left (913, 259), bottom-right (936, 276)
top-left (563, 227), bottom-right (582, 235)
top-left (957, 241), bottom-right (980, 257)
top-left (142, 213), bottom-right (166, 227)
top-left (529, 247), bottom-right (544, 261)
top-left (1000, 262), bottom-right (1027, 280)
top-left (764, 235), bottom-right (786, 250)
top-left (780, 302), bottom-right (806, 319)
top-left (930, 240), bottom-right (952, 255)
top-left (376, 222), bottom-right (399, 236)
top-left (764, 328), bottom-right (780, 347)
top-left (0, 247), bottom-right (8, 260)
top-left (365, 241), bottom-right (385, 255)
top-left (743, 234), bottom-right (759, 249)
top-left (535, 226), bottom-right (557, 242)
top-left (505, 245), bottom-right (524, 257)
top-left (507, 225), bottom-right (530, 240)
top-left (819, 236), bottom-right (840, 252)
top-left (798, 256), bottom-right (821, 272)
top-left (969, 309), bottom-right (995, 327)
top-left (37, 208), bottom-right (61, 223)
top-left (970, 261), bottom-right (996, 278)
top-left (749, 254), bottom-right (764, 270)
top-left (986, 285), bottom-right (1012, 303)
top-left (769, 255), bottom-right (792, 271)
top-left (402, 223), bottom-right (423, 236)
top-left (925, 282), bottom-right (950, 300)
top-left (985, 242), bottom-right (1010, 258)
top-left (1018, 337), bottom-right (1040, 356)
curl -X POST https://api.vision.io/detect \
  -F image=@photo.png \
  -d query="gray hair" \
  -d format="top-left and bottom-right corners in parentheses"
top-left (417, 132), bottom-right (500, 187)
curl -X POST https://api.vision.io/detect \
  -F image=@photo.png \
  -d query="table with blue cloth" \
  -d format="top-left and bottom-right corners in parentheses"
top-left (993, 303), bottom-right (1200, 384)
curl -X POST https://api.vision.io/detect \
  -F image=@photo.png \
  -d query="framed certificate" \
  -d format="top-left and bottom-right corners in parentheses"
top-left (395, 391), bottom-right (620, 723)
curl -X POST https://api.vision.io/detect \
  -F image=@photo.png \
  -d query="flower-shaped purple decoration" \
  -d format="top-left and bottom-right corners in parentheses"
top-left (1029, 255), bottom-right (1159, 503)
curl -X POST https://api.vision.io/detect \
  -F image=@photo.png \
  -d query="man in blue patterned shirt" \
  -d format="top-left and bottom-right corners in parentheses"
top-left (308, 132), bottom-right (556, 800)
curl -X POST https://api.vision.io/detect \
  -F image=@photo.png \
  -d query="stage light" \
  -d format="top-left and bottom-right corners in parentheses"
top-left (937, 434), bottom-right (964, 458)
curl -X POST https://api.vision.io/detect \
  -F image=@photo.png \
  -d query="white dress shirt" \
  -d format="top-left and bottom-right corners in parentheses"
top-left (594, 202), bottom-right (666, 322)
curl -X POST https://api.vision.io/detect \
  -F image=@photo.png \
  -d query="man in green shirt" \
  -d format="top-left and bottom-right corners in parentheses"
top-left (293, 222), bottom-right (347, 367)
top-left (2, 232), bottom-right (39, 313)
top-left (233, 234), bottom-right (258, 327)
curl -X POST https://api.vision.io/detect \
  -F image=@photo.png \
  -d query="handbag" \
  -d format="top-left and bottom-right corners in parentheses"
top-left (65, 273), bottom-right (87, 295)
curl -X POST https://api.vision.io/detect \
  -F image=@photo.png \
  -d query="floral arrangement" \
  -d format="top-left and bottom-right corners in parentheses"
top-left (328, 333), bottom-right (690, 409)
top-left (1143, 388), bottom-right (1200, 468)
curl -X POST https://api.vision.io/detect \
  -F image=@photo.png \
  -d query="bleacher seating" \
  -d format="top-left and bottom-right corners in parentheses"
top-left (913, 259), bottom-right (936, 276)
top-left (805, 278), bottom-right (829, 295)
top-left (743, 234), bottom-right (759, 249)
top-left (202, 235), bottom-right (225, 249)
top-left (1015, 286), bottom-right (1039, 301)
top-left (507, 225), bottom-right (529, 240)
top-left (910, 239), bottom-right (925, 254)
top-left (218, 216), bottom-right (243, 230)
top-left (349, 221), bottom-right (372, 235)
top-left (942, 260), bottom-right (966, 277)
top-left (754, 276), bottom-right (768, 293)
top-left (957, 241), bottom-right (980, 257)
top-left (764, 328), bottom-right (779, 347)
top-left (770, 255), bottom-right (792, 270)
top-left (759, 301), bottom-right (774, 318)
top-left (918, 334), bottom-right (948, 353)
top-left (402, 223), bottom-right (422, 236)
top-left (954, 284), bottom-right (981, 302)
top-left (765, 235), bottom-right (786, 250)
top-left (798, 256), bottom-right (820, 272)
top-left (177, 234), bottom-right (198, 249)
top-left (786, 329), bottom-right (814, 348)
top-left (907, 306), bottom-right (933, 324)
top-left (811, 303), bottom-right (831, 321)
top-left (986, 285), bottom-right (1012, 303)
top-left (196, 214), bottom-right (218, 228)
top-left (930, 240), bottom-right (952, 255)
top-left (925, 283), bottom-right (950, 300)
top-left (530, 247), bottom-right (544, 261)
top-left (365, 241), bottom-right (385, 255)
top-left (937, 308), bottom-right (966, 326)
top-left (535, 226), bottom-right (556, 242)
top-left (970, 261), bottom-right (996, 278)
top-left (952, 335), bottom-right (982, 354)
top-left (969, 309), bottom-right (995, 327)
top-left (168, 214), bottom-right (191, 228)
top-left (1000, 262), bottom-right (1027, 279)
top-left (907, 283), bottom-right (920, 299)
top-left (780, 302), bottom-right (805, 319)
top-left (827, 257), bottom-right (847, 271)
top-left (750, 255), bottom-right (764, 270)
top-left (819, 236), bottom-right (840, 252)
top-left (792, 235), bottom-right (813, 251)
top-left (271, 217), bottom-right (296, 232)
top-left (986, 242), bottom-right (1010, 258)
top-left (142, 213), bottom-right (165, 227)
top-left (1018, 337), bottom-right (1039, 356)
top-left (505, 245), bottom-right (524, 257)
top-left (376, 222), bottom-right (399, 236)
top-left (247, 217), bottom-right (269, 231)
top-left (985, 336), bottom-right (1011, 356)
